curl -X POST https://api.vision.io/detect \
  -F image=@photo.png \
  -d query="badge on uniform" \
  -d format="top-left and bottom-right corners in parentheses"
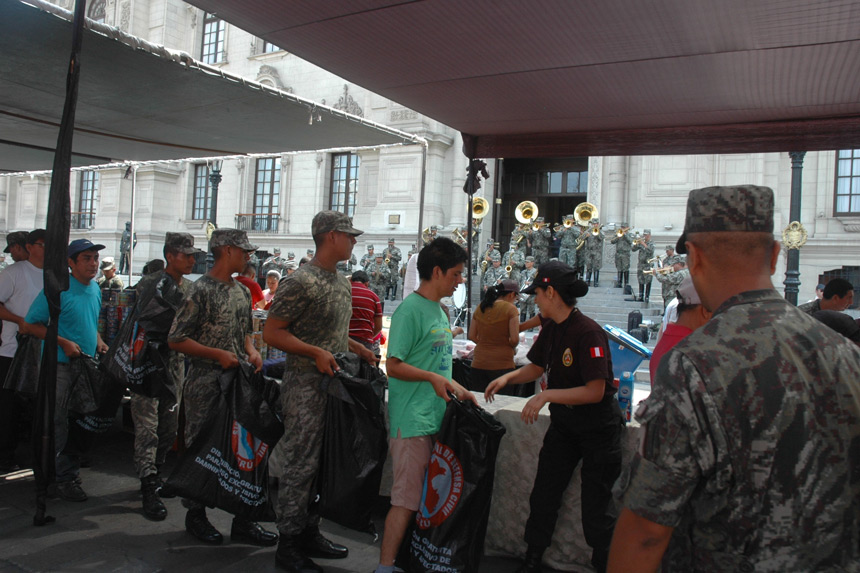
top-left (562, 348), bottom-right (573, 367)
top-left (589, 346), bottom-right (604, 358)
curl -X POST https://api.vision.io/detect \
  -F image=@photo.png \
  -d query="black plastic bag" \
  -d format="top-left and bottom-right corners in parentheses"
top-left (318, 352), bottom-right (388, 533)
top-left (2, 333), bottom-right (41, 395)
top-left (70, 354), bottom-right (125, 434)
top-left (100, 274), bottom-right (183, 398)
top-left (162, 363), bottom-right (283, 521)
top-left (402, 398), bottom-right (506, 573)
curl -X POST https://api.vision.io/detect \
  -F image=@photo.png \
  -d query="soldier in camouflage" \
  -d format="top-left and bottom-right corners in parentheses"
top-left (583, 220), bottom-right (604, 287)
top-left (609, 185), bottom-right (860, 572)
top-left (97, 257), bottom-right (124, 291)
top-left (481, 251), bottom-right (507, 293)
top-left (527, 218), bottom-right (551, 265)
top-left (502, 241), bottom-right (525, 283)
top-left (556, 216), bottom-right (578, 268)
top-left (610, 226), bottom-right (632, 289)
top-left (360, 244), bottom-right (375, 270)
top-left (131, 232), bottom-right (201, 521)
top-left (167, 229), bottom-right (273, 547)
top-left (654, 260), bottom-right (689, 310)
top-left (383, 237), bottom-right (402, 301)
top-left (519, 256), bottom-right (538, 322)
top-left (263, 247), bottom-right (289, 277)
top-left (631, 229), bottom-right (655, 302)
top-left (662, 245), bottom-right (682, 267)
top-left (262, 210), bottom-right (377, 572)
top-left (366, 254), bottom-right (391, 308)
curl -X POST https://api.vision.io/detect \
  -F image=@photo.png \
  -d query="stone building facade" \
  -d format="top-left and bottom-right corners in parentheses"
top-left (0, 0), bottom-right (857, 302)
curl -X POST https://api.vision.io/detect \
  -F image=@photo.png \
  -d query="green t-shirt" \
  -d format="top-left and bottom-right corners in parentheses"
top-left (387, 292), bottom-right (452, 438)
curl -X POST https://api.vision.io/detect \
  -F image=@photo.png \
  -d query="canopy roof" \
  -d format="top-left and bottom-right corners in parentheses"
top-left (187, 0), bottom-right (860, 157)
top-left (0, 0), bottom-right (419, 173)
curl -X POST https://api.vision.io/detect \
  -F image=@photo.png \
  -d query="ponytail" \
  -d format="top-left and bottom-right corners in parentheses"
top-left (480, 283), bottom-right (505, 312)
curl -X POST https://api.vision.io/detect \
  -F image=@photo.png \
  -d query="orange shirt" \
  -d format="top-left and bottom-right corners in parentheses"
top-left (471, 300), bottom-right (518, 370)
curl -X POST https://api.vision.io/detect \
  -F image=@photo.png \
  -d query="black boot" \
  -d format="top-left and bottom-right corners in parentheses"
top-left (275, 534), bottom-right (323, 573)
top-left (593, 270), bottom-right (599, 287)
top-left (616, 271), bottom-right (623, 288)
top-left (185, 507), bottom-right (223, 545)
top-left (140, 476), bottom-right (167, 521)
top-left (300, 525), bottom-right (348, 559)
top-left (232, 516), bottom-right (278, 546)
top-left (516, 546), bottom-right (545, 573)
top-left (645, 282), bottom-right (652, 303)
top-left (585, 271), bottom-right (592, 286)
top-left (623, 271), bottom-right (629, 288)
top-left (638, 284), bottom-right (645, 302)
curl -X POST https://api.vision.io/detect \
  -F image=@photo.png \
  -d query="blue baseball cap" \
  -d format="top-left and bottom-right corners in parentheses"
top-left (68, 238), bottom-right (105, 258)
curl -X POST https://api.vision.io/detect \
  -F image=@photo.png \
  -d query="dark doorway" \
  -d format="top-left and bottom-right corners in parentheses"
top-left (497, 157), bottom-right (589, 250)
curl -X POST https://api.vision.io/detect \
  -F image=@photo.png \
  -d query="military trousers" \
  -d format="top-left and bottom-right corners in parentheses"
top-left (525, 403), bottom-right (622, 572)
top-left (275, 370), bottom-right (327, 535)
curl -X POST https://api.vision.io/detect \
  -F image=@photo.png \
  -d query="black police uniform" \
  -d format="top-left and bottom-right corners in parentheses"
top-left (524, 307), bottom-right (623, 572)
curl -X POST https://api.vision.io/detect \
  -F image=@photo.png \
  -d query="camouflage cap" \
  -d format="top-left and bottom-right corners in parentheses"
top-left (642, 229), bottom-right (652, 235)
top-left (490, 251), bottom-right (502, 261)
top-left (99, 256), bottom-right (116, 271)
top-left (4, 231), bottom-right (28, 253)
top-left (311, 210), bottom-right (363, 236)
top-left (388, 237), bottom-right (396, 242)
top-left (676, 185), bottom-right (774, 254)
top-left (287, 252), bottom-right (295, 258)
top-left (165, 232), bottom-right (203, 255)
top-left (307, 249), bottom-right (314, 256)
top-left (367, 244), bottom-right (374, 251)
top-left (209, 228), bottom-right (257, 251)
top-left (273, 247), bottom-right (281, 254)
top-left (525, 256), bottom-right (535, 262)
top-left (666, 245), bottom-right (675, 251)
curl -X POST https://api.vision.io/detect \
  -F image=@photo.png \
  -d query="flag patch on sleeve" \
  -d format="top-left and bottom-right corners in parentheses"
top-left (590, 347), bottom-right (604, 358)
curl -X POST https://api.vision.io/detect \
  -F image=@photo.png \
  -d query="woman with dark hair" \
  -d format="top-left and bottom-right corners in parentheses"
top-left (467, 279), bottom-right (521, 393)
top-left (485, 261), bottom-right (622, 573)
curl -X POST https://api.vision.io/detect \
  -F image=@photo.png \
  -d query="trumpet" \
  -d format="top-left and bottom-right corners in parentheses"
top-left (591, 225), bottom-right (603, 236)
top-left (615, 227), bottom-right (630, 238)
top-left (384, 256), bottom-right (391, 264)
top-left (532, 221), bottom-right (545, 231)
top-left (643, 267), bottom-right (674, 276)
top-left (647, 256), bottom-right (662, 265)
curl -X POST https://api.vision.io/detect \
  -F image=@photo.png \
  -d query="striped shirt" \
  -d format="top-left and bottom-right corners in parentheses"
top-left (349, 281), bottom-right (382, 343)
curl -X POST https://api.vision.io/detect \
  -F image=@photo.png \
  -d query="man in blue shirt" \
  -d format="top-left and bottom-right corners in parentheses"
top-left (23, 239), bottom-right (108, 502)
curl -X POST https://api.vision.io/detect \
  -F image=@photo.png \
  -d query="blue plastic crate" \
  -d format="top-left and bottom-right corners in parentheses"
top-left (603, 324), bottom-right (651, 380)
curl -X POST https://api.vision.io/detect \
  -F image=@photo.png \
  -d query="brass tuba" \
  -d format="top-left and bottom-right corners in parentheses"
top-left (574, 202), bottom-right (598, 227)
top-left (515, 201), bottom-right (538, 224)
top-left (472, 197), bottom-right (489, 219)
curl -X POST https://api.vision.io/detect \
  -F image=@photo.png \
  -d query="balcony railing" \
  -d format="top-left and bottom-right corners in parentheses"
top-left (235, 212), bottom-right (279, 233)
top-left (71, 211), bottom-right (96, 229)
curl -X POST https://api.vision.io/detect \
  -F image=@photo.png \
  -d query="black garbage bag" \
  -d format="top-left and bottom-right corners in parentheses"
top-left (100, 274), bottom-right (184, 398)
top-left (2, 333), bottom-right (41, 395)
top-left (401, 398), bottom-right (506, 573)
top-left (318, 352), bottom-right (388, 533)
top-left (68, 353), bottom-right (125, 434)
top-left (162, 362), bottom-right (283, 521)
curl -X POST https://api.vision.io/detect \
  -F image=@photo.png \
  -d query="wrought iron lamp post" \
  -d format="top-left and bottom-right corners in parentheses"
top-left (206, 159), bottom-right (223, 270)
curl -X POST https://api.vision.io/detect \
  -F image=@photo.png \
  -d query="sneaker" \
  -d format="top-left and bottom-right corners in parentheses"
top-left (56, 480), bottom-right (88, 502)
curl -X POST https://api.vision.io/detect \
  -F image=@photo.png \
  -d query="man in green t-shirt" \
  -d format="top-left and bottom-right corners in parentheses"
top-left (373, 237), bottom-right (477, 573)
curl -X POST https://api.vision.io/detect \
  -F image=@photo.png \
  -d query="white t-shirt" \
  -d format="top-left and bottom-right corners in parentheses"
top-left (402, 253), bottom-right (420, 299)
top-left (0, 260), bottom-right (44, 357)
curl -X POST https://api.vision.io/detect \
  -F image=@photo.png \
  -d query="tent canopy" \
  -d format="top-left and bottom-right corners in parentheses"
top-left (186, 0), bottom-right (860, 157)
top-left (0, 0), bottom-right (419, 174)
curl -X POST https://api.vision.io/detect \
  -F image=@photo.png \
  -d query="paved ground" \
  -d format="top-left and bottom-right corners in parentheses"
top-left (0, 428), bottom-right (553, 573)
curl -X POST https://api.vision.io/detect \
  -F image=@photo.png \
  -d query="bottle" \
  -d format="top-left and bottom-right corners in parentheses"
top-left (617, 371), bottom-right (634, 423)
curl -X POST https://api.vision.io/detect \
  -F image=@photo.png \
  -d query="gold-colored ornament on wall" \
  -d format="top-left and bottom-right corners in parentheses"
top-left (782, 221), bottom-right (808, 250)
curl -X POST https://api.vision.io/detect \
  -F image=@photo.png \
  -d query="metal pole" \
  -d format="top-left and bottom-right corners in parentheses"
top-left (783, 151), bottom-right (806, 305)
top-left (206, 160), bottom-right (222, 270)
top-left (416, 143), bottom-right (427, 251)
top-left (128, 164), bottom-right (136, 284)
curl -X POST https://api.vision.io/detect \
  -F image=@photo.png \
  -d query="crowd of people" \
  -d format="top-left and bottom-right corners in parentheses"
top-left (0, 184), bottom-right (858, 573)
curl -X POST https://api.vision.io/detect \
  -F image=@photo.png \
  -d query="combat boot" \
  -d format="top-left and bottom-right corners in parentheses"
top-left (185, 507), bottom-right (223, 545)
top-left (515, 546), bottom-right (544, 573)
top-left (275, 534), bottom-right (322, 572)
top-left (593, 270), bottom-right (599, 287)
top-left (140, 475), bottom-right (167, 521)
top-left (300, 525), bottom-right (348, 559)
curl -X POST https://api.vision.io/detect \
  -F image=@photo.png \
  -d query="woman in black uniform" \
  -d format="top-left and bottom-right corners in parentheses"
top-left (485, 261), bottom-right (623, 573)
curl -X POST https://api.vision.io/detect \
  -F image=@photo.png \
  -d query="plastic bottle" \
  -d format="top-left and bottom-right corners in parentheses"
top-left (617, 371), bottom-right (634, 423)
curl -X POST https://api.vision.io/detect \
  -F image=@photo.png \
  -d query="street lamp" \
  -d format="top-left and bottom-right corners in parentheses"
top-left (206, 159), bottom-right (223, 270)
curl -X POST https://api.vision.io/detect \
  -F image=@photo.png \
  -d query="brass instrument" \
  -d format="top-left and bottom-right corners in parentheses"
top-left (421, 227), bottom-right (432, 244)
top-left (515, 201), bottom-right (538, 224)
top-left (472, 197), bottom-right (489, 219)
top-left (532, 220), bottom-right (545, 232)
top-left (553, 223), bottom-right (563, 233)
top-left (647, 256), bottom-right (662, 265)
top-left (643, 267), bottom-right (674, 276)
top-left (505, 265), bottom-right (512, 277)
top-left (384, 256), bottom-right (391, 264)
top-left (591, 225), bottom-right (603, 236)
top-left (563, 217), bottom-right (575, 228)
top-left (480, 260), bottom-right (488, 273)
top-left (452, 227), bottom-right (467, 244)
top-left (575, 235), bottom-right (587, 251)
top-left (573, 202), bottom-right (598, 227)
top-left (615, 227), bottom-right (630, 238)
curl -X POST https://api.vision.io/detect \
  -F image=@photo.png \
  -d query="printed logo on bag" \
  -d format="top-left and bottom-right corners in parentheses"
top-left (231, 421), bottom-right (268, 471)
top-left (562, 347), bottom-right (573, 367)
top-left (416, 442), bottom-right (463, 529)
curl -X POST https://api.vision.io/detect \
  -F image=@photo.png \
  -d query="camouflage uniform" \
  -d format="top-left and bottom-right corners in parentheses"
top-left (383, 242), bottom-right (402, 301)
top-left (610, 231), bottom-right (633, 288)
top-left (268, 263), bottom-right (353, 535)
top-left (481, 261), bottom-right (507, 293)
top-left (519, 262), bottom-right (538, 321)
top-left (663, 253), bottom-right (683, 267)
top-left (97, 275), bottom-right (124, 291)
top-left (502, 247), bottom-right (524, 283)
top-left (528, 221), bottom-right (551, 265)
top-left (263, 253), bottom-right (289, 276)
top-left (632, 233), bottom-right (655, 301)
top-left (556, 223), bottom-right (579, 268)
top-left (167, 274), bottom-right (252, 448)
top-left (360, 246), bottom-right (375, 270)
top-left (655, 267), bottom-right (689, 310)
top-left (619, 290), bottom-right (860, 571)
top-left (795, 298), bottom-right (821, 316)
top-left (131, 271), bottom-right (189, 478)
top-left (366, 259), bottom-right (391, 302)
top-left (583, 227), bottom-right (604, 286)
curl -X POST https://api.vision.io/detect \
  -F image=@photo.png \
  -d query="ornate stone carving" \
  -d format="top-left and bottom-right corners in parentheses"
top-left (87, 0), bottom-right (106, 21)
top-left (256, 65), bottom-right (290, 91)
top-left (280, 156), bottom-right (292, 168)
top-left (781, 221), bottom-right (808, 250)
top-left (332, 84), bottom-right (363, 117)
top-left (837, 217), bottom-right (860, 232)
top-left (188, 6), bottom-right (197, 28)
top-left (390, 109), bottom-right (418, 122)
top-left (588, 157), bottom-right (602, 208)
top-left (119, 1), bottom-right (130, 31)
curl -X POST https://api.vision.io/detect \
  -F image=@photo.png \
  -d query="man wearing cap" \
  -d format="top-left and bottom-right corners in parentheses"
top-left (662, 245), bottom-right (682, 267)
top-left (4, 231), bottom-right (30, 263)
top-left (286, 251), bottom-right (296, 262)
top-left (360, 244), bottom-right (375, 270)
top-left (527, 218), bottom-right (551, 265)
top-left (481, 251), bottom-right (506, 293)
top-left (367, 253), bottom-right (391, 307)
top-left (609, 185), bottom-right (860, 572)
top-left (557, 215), bottom-right (579, 269)
top-left (97, 257), bottom-right (124, 292)
top-left (796, 278), bottom-right (854, 315)
top-left (168, 229), bottom-right (272, 547)
top-left (0, 229), bottom-right (45, 473)
top-left (263, 247), bottom-right (288, 277)
top-left (129, 232), bottom-right (202, 521)
top-left (519, 256), bottom-right (538, 322)
top-left (383, 238), bottom-right (402, 301)
top-left (631, 229), bottom-right (655, 302)
top-left (583, 220), bottom-right (604, 287)
top-left (654, 260), bottom-right (689, 311)
top-left (23, 238), bottom-right (109, 501)
top-left (502, 241), bottom-right (525, 283)
top-left (306, 248), bottom-right (314, 260)
top-left (610, 225), bottom-right (633, 290)
top-left (263, 210), bottom-right (377, 572)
